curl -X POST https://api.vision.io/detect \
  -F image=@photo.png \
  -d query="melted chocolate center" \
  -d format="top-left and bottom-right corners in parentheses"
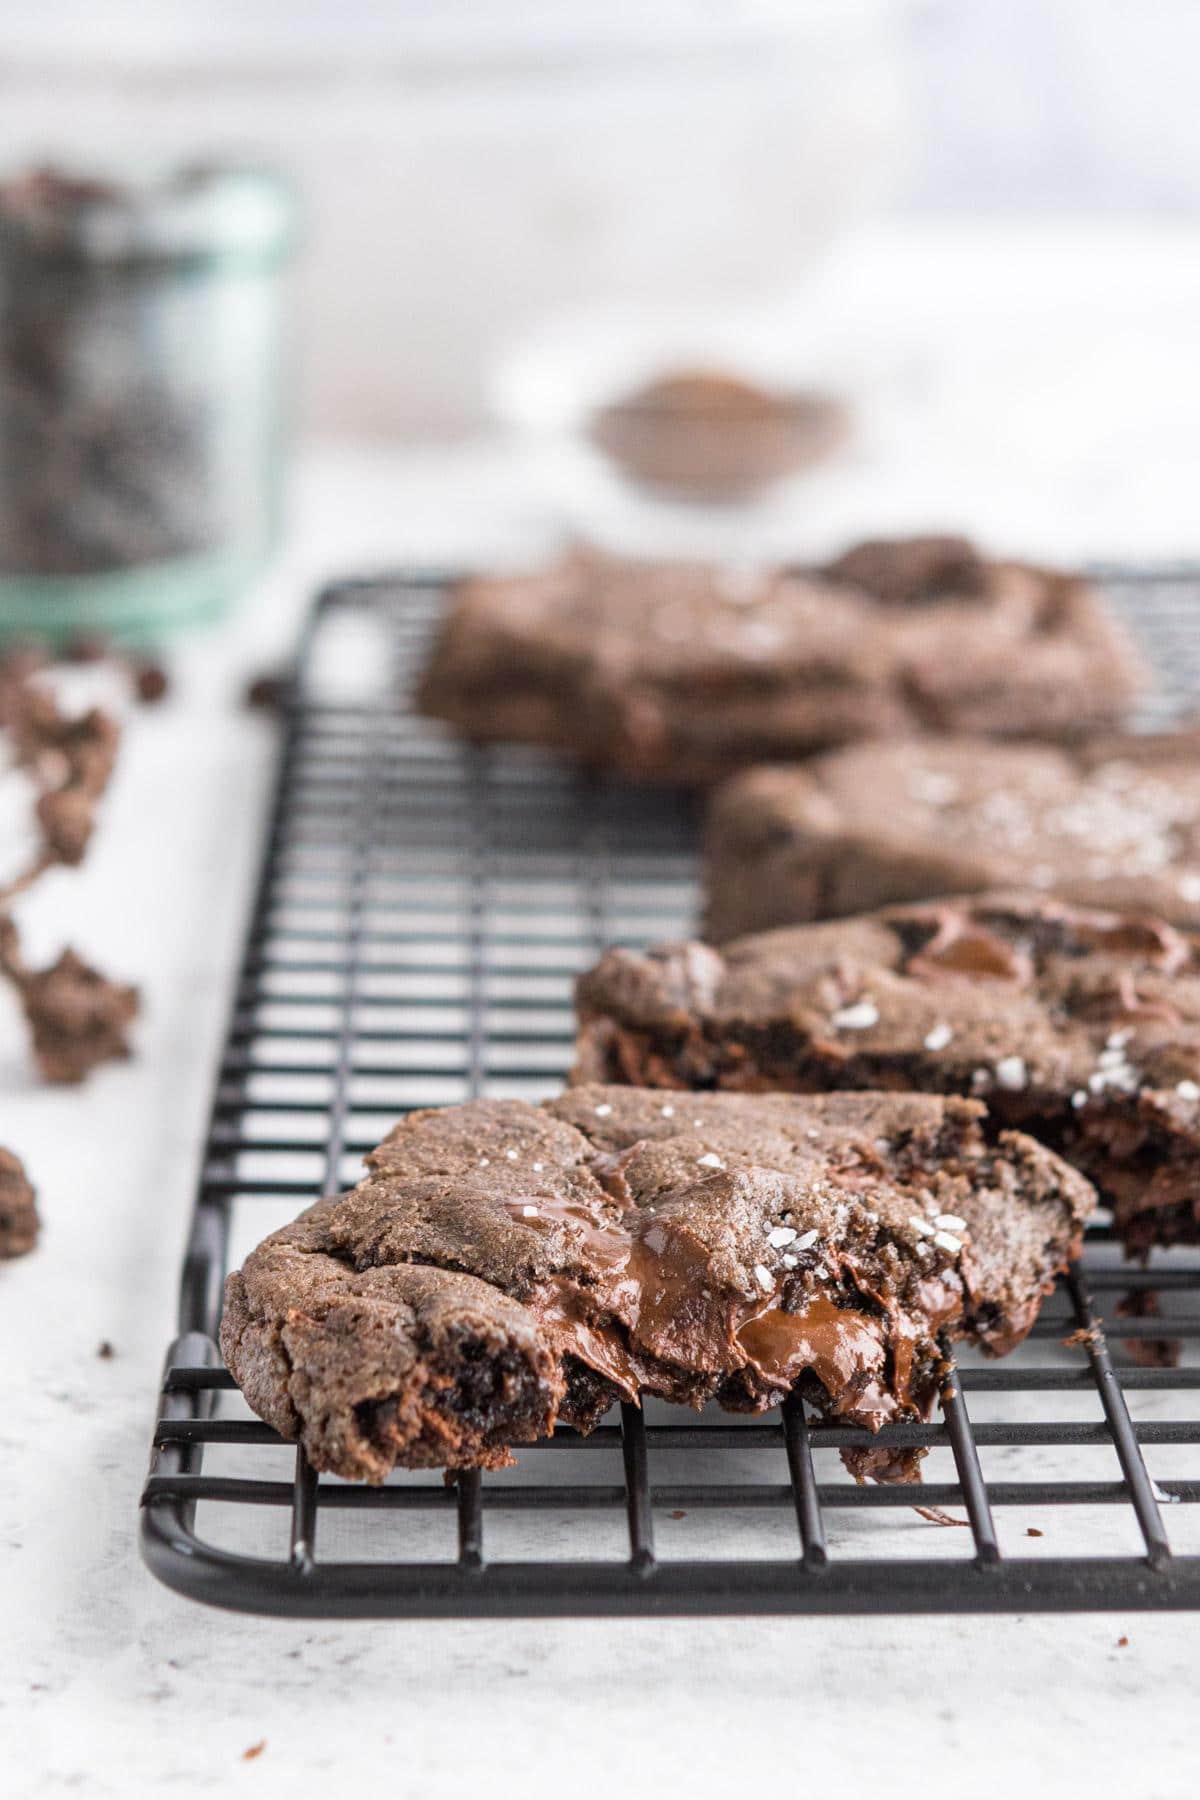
top-left (903, 910), bottom-right (1033, 985)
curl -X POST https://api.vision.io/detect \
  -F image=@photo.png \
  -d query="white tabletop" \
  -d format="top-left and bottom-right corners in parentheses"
top-left (4, 221), bottom-right (1200, 1800)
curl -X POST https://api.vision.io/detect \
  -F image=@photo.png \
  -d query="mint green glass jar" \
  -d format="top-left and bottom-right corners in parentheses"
top-left (0, 165), bottom-right (294, 644)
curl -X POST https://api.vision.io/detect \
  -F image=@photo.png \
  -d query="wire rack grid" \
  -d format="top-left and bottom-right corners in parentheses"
top-left (141, 568), bottom-right (1200, 1616)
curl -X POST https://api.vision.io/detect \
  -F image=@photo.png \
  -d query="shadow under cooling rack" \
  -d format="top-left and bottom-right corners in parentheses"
top-left (140, 568), bottom-right (1200, 1616)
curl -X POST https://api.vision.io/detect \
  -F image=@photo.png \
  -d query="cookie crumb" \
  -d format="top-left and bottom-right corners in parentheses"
top-left (914, 1505), bottom-right (969, 1528)
top-left (0, 929), bottom-right (139, 1084)
top-left (243, 671), bottom-right (290, 713)
top-left (1116, 1635), bottom-right (1129, 1649)
top-left (132, 659), bottom-right (169, 705)
top-left (1026, 1526), bottom-right (1044, 1538)
top-left (242, 1741), bottom-right (267, 1761)
top-left (0, 1148), bottom-right (39, 1258)
top-left (96, 1340), bottom-right (115, 1360)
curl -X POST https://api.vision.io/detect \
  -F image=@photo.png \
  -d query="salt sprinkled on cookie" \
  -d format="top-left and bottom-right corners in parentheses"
top-left (994, 1055), bottom-right (1027, 1091)
top-left (906, 769), bottom-right (960, 807)
top-left (832, 998), bottom-right (879, 1030)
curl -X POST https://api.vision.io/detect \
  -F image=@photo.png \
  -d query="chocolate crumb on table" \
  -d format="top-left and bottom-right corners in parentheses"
top-left (131, 659), bottom-right (169, 705)
top-left (913, 1505), bottom-right (970, 1528)
top-left (0, 656), bottom-right (139, 1081)
top-left (574, 891), bottom-right (1200, 1253)
top-left (0, 920), bottom-right (138, 1083)
top-left (2, 684), bottom-right (120, 890)
top-left (242, 670), bottom-right (292, 714)
top-left (416, 539), bottom-right (1144, 786)
top-left (704, 733), bottom-right (1200, 943)
top-left (221, 1087), bottom-right (1094, 1484)
top-left (0, 1148), bottom-right (39, 1258)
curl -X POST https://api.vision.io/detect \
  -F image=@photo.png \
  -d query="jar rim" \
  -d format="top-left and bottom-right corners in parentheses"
top-left (0, 163), bottom-right (296, 266)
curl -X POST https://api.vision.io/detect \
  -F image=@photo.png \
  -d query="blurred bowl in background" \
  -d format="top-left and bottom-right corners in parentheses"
top-left (587, 369), bottom-right (849, 506)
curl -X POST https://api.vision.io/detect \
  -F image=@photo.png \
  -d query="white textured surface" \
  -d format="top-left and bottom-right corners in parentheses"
top-left (3, 223), bottom-right (1200, 1800)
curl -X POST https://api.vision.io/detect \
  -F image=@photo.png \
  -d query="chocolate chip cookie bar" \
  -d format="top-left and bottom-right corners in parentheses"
top-left (576, 893), bottom-right (1200, 1252)
top-left (221, 1087), bottom-right (1094, 1482)
top-left (415, 540), bottom-right (1143, 784)
top-left (704, 735), bottom-right (1200, 943)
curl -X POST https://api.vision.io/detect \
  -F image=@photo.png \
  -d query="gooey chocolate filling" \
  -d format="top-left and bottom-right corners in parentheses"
top-left (503, 1187), bottom-right (960, 1445)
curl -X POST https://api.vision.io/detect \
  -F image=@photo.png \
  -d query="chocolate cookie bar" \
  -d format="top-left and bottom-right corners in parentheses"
top-left (415, 541), bottom-right (1143, 785)
top-left (705, 735), bottom-right (1200, 943)
top-left (576, 893), bottom-right (1200, 1252)
top-left (221, 1087), bottom-right (1093, 1482)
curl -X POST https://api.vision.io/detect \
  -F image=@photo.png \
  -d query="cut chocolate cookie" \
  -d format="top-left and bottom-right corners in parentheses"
top-left (704, 735), bottom-right (1200, 943)
top-left (221, 1088), bottom-right (1094, 1482)
top-left (576, 893), bottom-right (1200, 1253)
top-left (415, 542), bottom-right (1143, 785)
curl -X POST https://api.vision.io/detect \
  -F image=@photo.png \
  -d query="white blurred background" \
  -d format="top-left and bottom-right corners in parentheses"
top-left (2, 0), bottom-right (1195, 438)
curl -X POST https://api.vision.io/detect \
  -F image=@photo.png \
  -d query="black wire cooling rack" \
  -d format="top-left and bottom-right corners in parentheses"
top-left (141, 567), bottom-right (1200, 1616)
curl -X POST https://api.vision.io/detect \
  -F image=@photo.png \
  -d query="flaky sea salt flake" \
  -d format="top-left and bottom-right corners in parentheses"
top-left (832, 999), bottom-right (879, 1030)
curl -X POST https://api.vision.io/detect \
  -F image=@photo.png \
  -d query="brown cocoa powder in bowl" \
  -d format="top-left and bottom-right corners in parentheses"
top-left (589, 367), bottom-right (848, 502)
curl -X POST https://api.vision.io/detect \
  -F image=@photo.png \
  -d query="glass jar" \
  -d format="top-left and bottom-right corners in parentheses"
top-left (0, 164), bottom-right (295, 643)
